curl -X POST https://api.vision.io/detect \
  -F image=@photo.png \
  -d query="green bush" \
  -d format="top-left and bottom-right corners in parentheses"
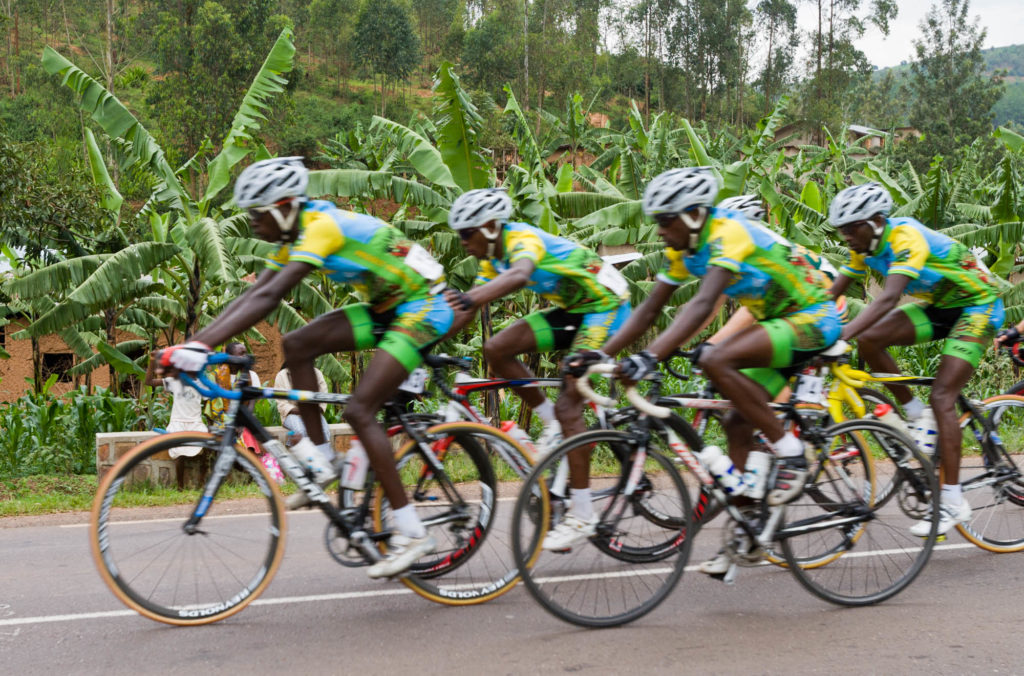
top-left (0, 382), bottom-right (158, 478)
top-left (265, 94), bottom-right (376, 156)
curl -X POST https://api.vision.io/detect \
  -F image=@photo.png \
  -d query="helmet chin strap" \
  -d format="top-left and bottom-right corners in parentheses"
top-left (481, 222), bottom-right (503, 258)
top-left (269, 198), bottom-right (302, 240)
top-left (868, 218), bottom-right (886, 255)
top-left (680, 208), bottom-right (707, 252)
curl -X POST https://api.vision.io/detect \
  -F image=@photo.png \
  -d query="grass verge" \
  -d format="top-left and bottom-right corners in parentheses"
top-left (0, 474), bottom-right (302, 517)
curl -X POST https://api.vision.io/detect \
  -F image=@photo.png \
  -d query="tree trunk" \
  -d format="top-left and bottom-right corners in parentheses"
top-left (32, 336), bottom-right (42, 395)
top-left (644, 6), bottom-right (651, 125)
top-left (523, 0), bottom-right (529, 109)
top-left (479, 304), bottom-right (497, 423)
top-left (764, 15), bottom-right (776, 114)
top-left (535, 0), bottom-right (548, 134)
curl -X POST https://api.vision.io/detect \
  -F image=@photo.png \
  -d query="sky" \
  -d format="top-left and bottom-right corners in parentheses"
top-left (798, 0), bottom-right (1024, 69)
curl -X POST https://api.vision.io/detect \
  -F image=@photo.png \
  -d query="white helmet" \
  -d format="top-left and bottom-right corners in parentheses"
top-left (828, 182), bottom-right (893, 227)
top-left (717, 194), bottom-right (766, 222)
top-left (642, 167), bottom-right (720, 217)
top-left (234, 156), bottom-right (308, 209)
top-left (448, 189), bottom-right (513, 231)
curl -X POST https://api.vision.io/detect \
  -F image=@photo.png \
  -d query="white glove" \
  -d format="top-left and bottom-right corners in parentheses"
top-left (160, 341), bottom-right (211, 372)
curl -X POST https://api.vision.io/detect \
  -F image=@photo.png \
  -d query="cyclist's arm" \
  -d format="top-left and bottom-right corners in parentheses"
top-left (645, 267), bottom-right (733, 360)
top-left (829, 274), bottom-right (854, 299)
top-left (465, 258), bottom-right (535, 307)
top-left (191, 262), bottom-right (314, 348)
top-left (600, 280), bottom-right (677, 357)
top-left (841, 273), bottom-right (910, 341)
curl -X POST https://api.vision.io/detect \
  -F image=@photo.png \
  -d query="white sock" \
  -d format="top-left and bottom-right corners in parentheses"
top-left (904, 397), bottom-right (926, 420)
top-left (392, 504), bottom-right (427, 539)
top-left (941, 484), bottom-right (962, 505)
top-left (774, 433), bottom-right (804, 458)
top-left (534, 400), bottom-right (556, 423)
top-left (570, 488), bottom-right (593, 521)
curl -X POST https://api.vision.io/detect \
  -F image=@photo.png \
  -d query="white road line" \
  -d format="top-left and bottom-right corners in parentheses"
top-left (0, 541), bottom-right (987, 628)
top-left (0, 589), bottom-right (414, 627)
top-left (59, 498), bottom-right (521, 528)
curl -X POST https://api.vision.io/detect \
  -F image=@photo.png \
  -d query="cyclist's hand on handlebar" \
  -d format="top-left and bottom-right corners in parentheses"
top-left (562, 350), bottom-right (610, 377)
top-left (158, 341), bottom-right (211, 374)
top-left (996, 327), bottom-right (1020, 348)
top-left (688, 342), bottom-right (713, 365)
top-left (616, 351), bottom-right (658, 383)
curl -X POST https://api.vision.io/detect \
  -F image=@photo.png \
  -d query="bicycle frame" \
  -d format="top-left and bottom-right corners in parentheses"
top-left (178, 354), bottom-right (476, 563)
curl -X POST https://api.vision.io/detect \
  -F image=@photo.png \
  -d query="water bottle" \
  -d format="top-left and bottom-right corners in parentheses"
top-left (340, 438), bottom-right (370, 490)
top-left (742, 450), bottom-right (772, 500)
top-left (911, 407), bottom-right (938, 457)
top-left (500, 421), bottom-right (540, 460)
top-left (697, 445), bottom-right (746, 495)
top-left (872, 403), bottom-right (908, 435)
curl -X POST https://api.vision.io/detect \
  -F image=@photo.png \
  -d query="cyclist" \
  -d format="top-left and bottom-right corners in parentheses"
top-left (707, 195), bottom-right (847, 351)
top-left (569, 168), bottom-right (842, 556)
top-left (828, 182), bottom-right (1004, 536)
top-left (444, 188), bottom-right (631, 549)
top-left (159, 157), bottom-right (452, 578)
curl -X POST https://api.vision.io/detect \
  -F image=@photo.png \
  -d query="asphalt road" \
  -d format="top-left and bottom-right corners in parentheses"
top-left (1, 506), bottom-right (1022, 676)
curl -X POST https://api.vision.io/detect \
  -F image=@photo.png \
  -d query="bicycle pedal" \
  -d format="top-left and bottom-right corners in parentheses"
top-left (707, 572), bottom-right (727, 582)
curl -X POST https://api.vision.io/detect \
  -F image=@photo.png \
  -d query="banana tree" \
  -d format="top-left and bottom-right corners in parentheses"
top-left (19, 29), bottom-right (335, 387)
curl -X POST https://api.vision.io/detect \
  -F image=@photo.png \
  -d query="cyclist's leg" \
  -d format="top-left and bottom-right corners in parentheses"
top-left (855, 304), bottom-right (936, 405)
top-left (481, 314), bottom-right (544, 406)
top-left (930, 301), bottom-right (1003, 487)
top-left (701, 303), bottom-right (836, 452)
top-left (358, 295), bottom-right (454, 577)
top-left (701, 302), bottom-right (841, 504)
top-left (350, 296), bottom-right (454, 514)
top-left (558, 303), bottom-right (632, 484)
top-left (282, 305), bottom-right (363, 446)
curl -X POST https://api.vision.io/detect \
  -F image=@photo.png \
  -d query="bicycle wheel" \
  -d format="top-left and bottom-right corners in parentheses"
top-left (955, 395), bottom-right (1024, 552)
top-left (511, 429), bottom-right (692, 628)
top-left (782, 419), bottom-right (938, 606)
top-left (371, 422), bottom-right (515, 605)
top-left (90, 432), bottom-right (285, 625)
top-left (770, 406), bottom-right (875, 569)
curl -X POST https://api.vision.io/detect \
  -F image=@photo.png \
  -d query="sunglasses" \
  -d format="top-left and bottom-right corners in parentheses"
top-left (837, 220), bottom-right (869, 233)
top-left (458, 227), bottom-right (481, 241)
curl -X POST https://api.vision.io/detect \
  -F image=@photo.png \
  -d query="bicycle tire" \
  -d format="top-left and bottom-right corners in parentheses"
top-left (782, 419), bottom-right (938, 606)
top-left (511, 429), bottom-right (692, 628)
top-left (769, 405), bottom-right (875, 570)
top-left (90, 432), bottom-right (286, 626)
top-left (371, 422), bottom-right (524, 605)
top-left (954, 395), bottom-right (1024, 552)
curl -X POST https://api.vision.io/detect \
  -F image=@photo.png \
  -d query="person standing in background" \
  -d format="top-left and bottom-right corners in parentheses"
top-left (145, 350), bottom-right (208, 489)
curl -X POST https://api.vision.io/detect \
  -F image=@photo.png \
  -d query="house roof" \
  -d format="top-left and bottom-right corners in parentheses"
top-left (848, 124), bottom-right (883, 136)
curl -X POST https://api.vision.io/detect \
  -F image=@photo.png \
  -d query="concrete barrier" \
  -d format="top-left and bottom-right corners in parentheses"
top-left (96, 424), bottom-right (357, 487)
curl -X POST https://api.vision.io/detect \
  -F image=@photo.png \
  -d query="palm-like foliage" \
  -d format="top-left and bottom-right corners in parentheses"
top-left (5, 30), bottom-right (302, 389)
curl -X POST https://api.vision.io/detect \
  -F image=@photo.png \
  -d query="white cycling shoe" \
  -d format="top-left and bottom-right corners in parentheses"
top-left (542, 513), bottom-right (598, 551)
top-left (367, 534), bottom-right (438, 579)
top-left (909, 499), bottom-right (971, 537)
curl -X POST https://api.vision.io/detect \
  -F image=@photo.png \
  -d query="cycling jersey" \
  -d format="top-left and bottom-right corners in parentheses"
top-left (476, 222), bottom-right (628, 313)
top-left (658, 208), bottom-right (831, 320)
top-left (266, 200), bottom-right (445, 311)
top-left (840, 218), bottom-right (998, 308)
